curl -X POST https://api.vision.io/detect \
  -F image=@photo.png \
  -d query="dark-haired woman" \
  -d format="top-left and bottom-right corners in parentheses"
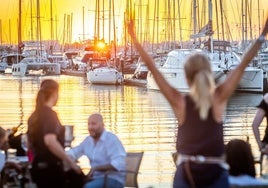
top-left (27, 79), bottom-right (81, 188)
top-left (226, 139), bottom-right (267, 186)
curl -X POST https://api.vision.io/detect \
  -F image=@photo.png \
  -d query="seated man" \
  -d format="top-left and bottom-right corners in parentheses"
top-left (226, 139), bottom-right (268, 186)
top-left (67, 113), bottom-right (126, 188)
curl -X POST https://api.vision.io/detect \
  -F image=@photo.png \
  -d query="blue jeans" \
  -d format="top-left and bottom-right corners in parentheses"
top-left (173, 164), bottom-right (229, 188)
top-left (83, 177), bottom-right (124, 188)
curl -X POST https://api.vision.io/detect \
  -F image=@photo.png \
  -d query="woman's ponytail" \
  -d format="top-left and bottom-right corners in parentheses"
top-left (190, 70), bottom-right (215, 120)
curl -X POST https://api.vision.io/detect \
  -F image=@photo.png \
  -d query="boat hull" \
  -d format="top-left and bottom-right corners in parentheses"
top-left (147, 67), bottom-right (264, 93)
top-left (217, 67), bottom-right (264, 93)
top-left (12, 62), bottom-right (60, 76)
top-left (87, 67), bottom-right (123, 85)
top-left (147, 49), bottom-right (264, 93)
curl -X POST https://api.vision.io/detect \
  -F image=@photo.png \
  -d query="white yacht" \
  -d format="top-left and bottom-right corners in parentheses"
top-left (87, 58), bottom-right (123, 85)
top-left (147, 49), bottom-right (263, 93)
top-left (0, 54), bottom-right (25, 74)
top-left (12, 56), bottom-right (61, 76)
top-left (48, 54), bottom-right (70, 69)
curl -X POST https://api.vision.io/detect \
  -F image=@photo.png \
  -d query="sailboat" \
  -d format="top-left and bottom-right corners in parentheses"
top-left (86, 0), bottom-right (123, 85)
top-left (147, 0), bottom-right (263, 93)
top-left (11, 0), bottom-right (60, 76)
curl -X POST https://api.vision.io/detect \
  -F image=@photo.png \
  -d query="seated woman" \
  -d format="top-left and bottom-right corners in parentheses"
top-left (226, 139), bottom-right (268, 186)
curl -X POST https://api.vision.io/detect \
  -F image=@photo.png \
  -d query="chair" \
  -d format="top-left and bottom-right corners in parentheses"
top-left (254, 153), bottom-right (264, 176)
top-left (104, 151), bottom-right (144, 188)
top-left (125, 152), bottom-right (143, 188)
top-left (64, 125), bottom-right (74, 148)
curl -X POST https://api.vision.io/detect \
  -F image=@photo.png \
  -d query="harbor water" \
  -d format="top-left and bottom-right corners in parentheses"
top-left (0, 74), bottom-right (265, 188)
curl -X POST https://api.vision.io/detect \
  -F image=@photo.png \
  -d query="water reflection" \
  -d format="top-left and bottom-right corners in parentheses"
top-left (0, 74), bottom-right (265, 187)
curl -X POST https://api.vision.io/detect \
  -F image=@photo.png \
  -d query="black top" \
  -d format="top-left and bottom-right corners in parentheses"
top-left (176, 95), bottom-right (225, 186)
top-left (257, 99), bottom-right (268, 144)
top-left (176, 95), bottom-right (224, 156)
top-left (28, 106), bottom-right (65, 162)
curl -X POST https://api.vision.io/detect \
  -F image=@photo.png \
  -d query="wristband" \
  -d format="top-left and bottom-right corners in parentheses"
top-left (258, 35), bottom-right (265, 43)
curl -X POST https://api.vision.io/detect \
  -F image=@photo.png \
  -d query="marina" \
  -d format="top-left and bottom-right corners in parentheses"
top-left (0, 74), bottom-right (266, 187)
top-left (0, 0), bottom-right (267, 187)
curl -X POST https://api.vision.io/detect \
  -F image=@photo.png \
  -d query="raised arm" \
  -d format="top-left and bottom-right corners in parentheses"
top-left (216, 17), bottom-right (268, 103)
top-left (127, 20), bottom-right (184, 114)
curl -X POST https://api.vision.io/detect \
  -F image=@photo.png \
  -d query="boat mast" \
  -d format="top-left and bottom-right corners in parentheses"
top-left (102, 0), bottom-right (104, 40)
top-left (30, 0), bottom-right (33, 41)
top-left (70, 13), bottom-right (73, 44)
top-left (0, 20), bottom-right (2, 45)
top-left (37, 0), bottom-right (42, 56)
top-left (208, 0), bottom-right (213, 53)
top-left (112, 0), bottom-right (116, 58)
top-left (144, 1), bottom-right (149, 47)
top-left (219, 0), bottom-right (225, 42)
top-left (177, 0), bottom-right (182, 47)
top-left (248, 0), bottom-right (253, 40)
top-left (50, 0), bottom-right (53, 41)
top-left (215, 0), bottom-right (219, 41)
top-left (18, 0), bottom-right (22, 53)
top-left (9, 19), bottom-right (11, 44)
top-left (94, 0), bottom-right (97, 40)
top-left (167, 0), bottom-right (172, 50)
top-left (82, 6), bottom-right (85, 41)
top-left (257, 0), bottom-right (260, 35)
top-left (109, 0), bottom-right (111, 43)
top-left (173, 0), bottom-right (176, 49)
top-left (193, 0), bottom-right (197, 36)
top-left (62, 14), bottom-right (66, 46)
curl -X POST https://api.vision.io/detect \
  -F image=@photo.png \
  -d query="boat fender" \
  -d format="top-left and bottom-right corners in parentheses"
top-left (117, 77), bottom-right (122, 84)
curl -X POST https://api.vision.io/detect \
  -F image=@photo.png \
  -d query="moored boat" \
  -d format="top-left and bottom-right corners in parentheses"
top-left (0, 54), bottom-right (25, 74)
top-left (147, 48), bottom-right (263, 93)
top-left (12, 56), bottom-right (60, 76)
top-left (86, 58), bottom-right (123, 85)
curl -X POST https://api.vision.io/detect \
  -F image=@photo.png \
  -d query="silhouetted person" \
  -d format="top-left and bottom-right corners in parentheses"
top-left (27, 79), bottom-right (81, 188)
top-left (226, 139), bottom-right (268, 186)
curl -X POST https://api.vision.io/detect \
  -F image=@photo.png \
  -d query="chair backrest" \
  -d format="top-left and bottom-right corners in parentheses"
top-left (64, 125), bottom-right (74, 147)
top-left (125, 152), bottom-right (144, 188)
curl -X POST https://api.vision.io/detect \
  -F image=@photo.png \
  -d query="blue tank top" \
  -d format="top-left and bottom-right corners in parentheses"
top-left (176, 95), bottom-right (224, 156)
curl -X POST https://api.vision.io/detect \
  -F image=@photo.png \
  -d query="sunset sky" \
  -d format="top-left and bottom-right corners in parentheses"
top-left (0, 0), bottom-right (267, 45)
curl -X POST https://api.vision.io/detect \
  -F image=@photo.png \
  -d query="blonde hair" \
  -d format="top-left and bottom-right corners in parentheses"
top-left (184, 53), bottom-right (215, 120)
